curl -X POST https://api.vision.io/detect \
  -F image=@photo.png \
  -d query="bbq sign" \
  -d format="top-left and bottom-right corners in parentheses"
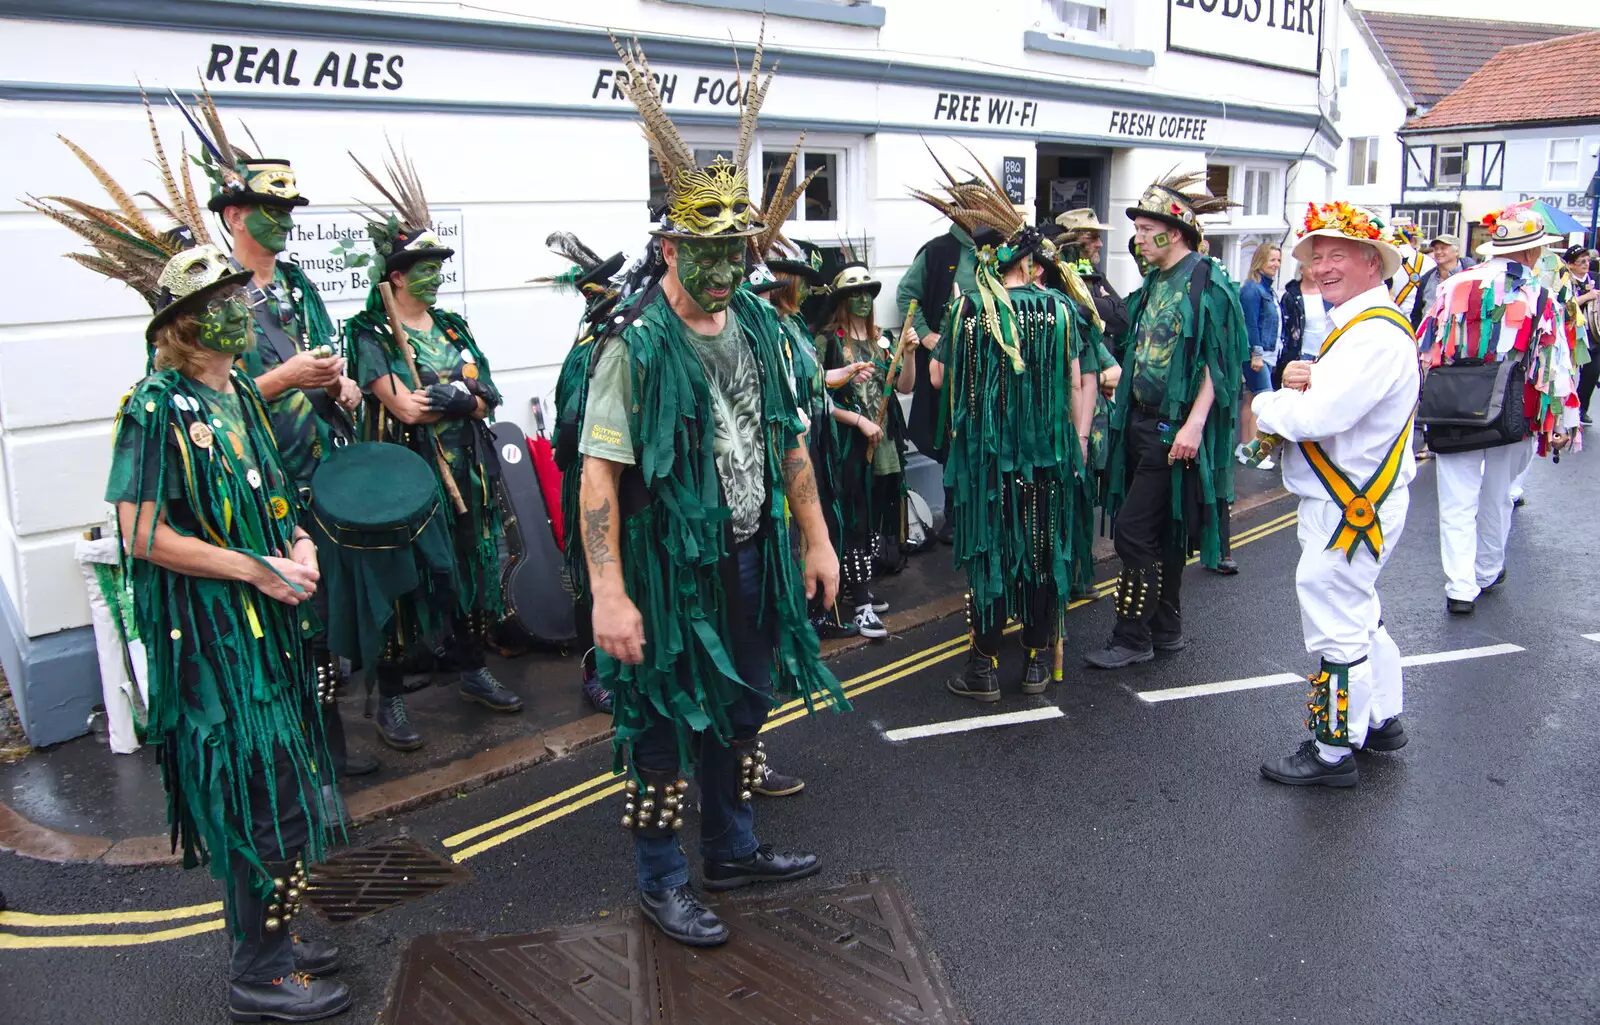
top-left (1167, 0), bottom-right (1324, 76)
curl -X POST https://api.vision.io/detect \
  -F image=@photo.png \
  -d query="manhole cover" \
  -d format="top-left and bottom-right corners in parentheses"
top-left (306, 836), bottom-right (471, 923)
top-left (381, 872), bottom-right (965, 1024)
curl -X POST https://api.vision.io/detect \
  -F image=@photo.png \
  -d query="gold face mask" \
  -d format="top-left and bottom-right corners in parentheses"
top-left (157, 244), bottom-right (235, 299)
top-left (666, 157), bottom-right (755, 237)
top-left (245, 163), bottom-right (301, 202)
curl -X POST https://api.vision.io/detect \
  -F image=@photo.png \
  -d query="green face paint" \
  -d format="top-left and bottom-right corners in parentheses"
top-left (847, 292), bottom-right (874, 318)
top-left (244, 205), bottom-right (293, 253)
top-left (196, 294), bottom-right (254, 354)
top-left (1152, 232), bottom-right (1171, 249)
top-left (404, 261), bottom-right (443, 306)
top-left (675, 237), bottom-right (747, 313)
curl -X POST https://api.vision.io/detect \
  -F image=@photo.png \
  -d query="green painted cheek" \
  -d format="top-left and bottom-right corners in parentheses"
top-left (848, 294), bottom-right (874, 318)
top-left (245, 207), bottom-right (292, 253)
top-left (198, 302), bottom-right (253, 354)
top-left (406, 266), bottom-right (442, 304)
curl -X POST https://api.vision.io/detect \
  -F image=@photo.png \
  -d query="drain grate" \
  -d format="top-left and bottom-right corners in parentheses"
top-left (382, 872), bottom-right (965, 1024)
top-left (306, 836), bottom-right (471, 923)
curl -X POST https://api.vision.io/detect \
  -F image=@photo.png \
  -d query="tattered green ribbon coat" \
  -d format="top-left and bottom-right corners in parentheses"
top-left (937, 283), bottom-right (1089, 617)
top-left (1103, 257), bottom-right (1248, 568)
top-left (558, 290), bottom-right (848, 769)
top-left (109, 370), bottom-right (330, 895)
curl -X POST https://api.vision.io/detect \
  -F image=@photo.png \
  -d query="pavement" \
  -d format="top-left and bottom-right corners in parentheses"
top-left (6, 454), bottom-right (1596, 1024)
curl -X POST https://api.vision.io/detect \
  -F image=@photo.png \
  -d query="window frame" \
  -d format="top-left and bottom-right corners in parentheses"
top-left (1547, 137), bottom-right (1582, 186)
top-left (749, 131), bottom-right (865, 245)
top-left (1347, 136), bottom-right (1378, 187)
top-left (1403, 144), bottom-right (1435, 190)
top-left (1240, 166), bottom-right (1278, 219)
top-left (1434, 144), bottom-right (1465, 188)
top-left (1462, 142), bottom-right (1504, 189)
top-left (1035, 0), bottom-right (1110, 40)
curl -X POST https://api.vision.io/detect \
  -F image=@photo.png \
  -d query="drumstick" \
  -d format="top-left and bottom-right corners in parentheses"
top-left (867, 300), bottom-right (919, 461)
top-left (377, 282), bottom-right (468, 515)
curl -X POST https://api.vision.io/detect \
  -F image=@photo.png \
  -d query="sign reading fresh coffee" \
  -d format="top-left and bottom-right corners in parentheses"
top-left (1167, 0), bottom-right (1324, 76)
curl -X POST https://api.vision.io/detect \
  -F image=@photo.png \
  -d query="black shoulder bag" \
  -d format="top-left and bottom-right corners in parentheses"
top-left (1417, 294), bottom-right (1540, 453)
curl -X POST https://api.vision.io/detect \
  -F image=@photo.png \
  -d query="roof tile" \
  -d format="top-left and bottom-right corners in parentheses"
top-left (1359, 11), bottom-right (1575, 108)
top-left (1402, 29), bottom-right (1600, 131)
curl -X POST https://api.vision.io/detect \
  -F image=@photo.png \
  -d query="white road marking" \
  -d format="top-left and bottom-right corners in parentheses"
top-left (1137, 643), bottom-right (1526, 704)
top-left (883, 706), bottom-right (1064, 742)
top-left (1582, 633), bottom-right (1600, 643)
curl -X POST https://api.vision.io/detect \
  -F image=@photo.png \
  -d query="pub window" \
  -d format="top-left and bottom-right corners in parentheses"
top-left (1435, 145), bottom-right (1464, 188)
top-left (1036, 0), bottom-right (1109, 38)
top-left (1347, 137), bottom-right (1378, 187)
top-left (1241, 167), bottom-right (1276, 217)
top-left (1392, 207), bottom-right (1416, 224)
top-left (1464, 142), bottom-right (1504, 189)
top-left (762, 148), bottom-right (841, 224)
top-left (1548, 138), bottom-right (1581, 185)
top-left (1443, 210), bottom-right (1461, 238)
top-left (1418, 209), bottom-right (1441, 239)
top-left (1403, 145), bottom-right (1434, 190)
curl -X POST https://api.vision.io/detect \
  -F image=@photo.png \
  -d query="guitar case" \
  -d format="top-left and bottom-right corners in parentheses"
top-left (491, 420), bottom-right (576, 644)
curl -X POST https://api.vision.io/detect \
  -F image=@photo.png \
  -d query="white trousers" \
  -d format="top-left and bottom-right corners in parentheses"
top-left (1295, 490), bottom-right (1408, 750)
top-left (1434, 439), bottom-right (1533, 601)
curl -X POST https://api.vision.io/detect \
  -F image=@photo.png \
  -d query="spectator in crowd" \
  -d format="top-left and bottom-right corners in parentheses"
top-left (1563, 244), bottom-right (1599, 424)
top-left (1276, 261), bottom-right (1330, 389)
top-left (1411, 233), bottom-right (1475, 329)
top-left (1055, 208), bottom-right (1130, 352)
top-left (1236, 242), bottom-right (1281, 469)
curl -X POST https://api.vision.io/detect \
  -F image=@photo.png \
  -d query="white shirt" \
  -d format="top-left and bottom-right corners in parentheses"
top-left (1301, 293), bottom-right (1330, 355)
top-left (1253, 283), bottom-right (1421, 502)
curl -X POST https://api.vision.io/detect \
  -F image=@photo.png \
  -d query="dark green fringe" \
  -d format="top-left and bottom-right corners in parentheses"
top-left (111, 371), bottom-right (332, 906)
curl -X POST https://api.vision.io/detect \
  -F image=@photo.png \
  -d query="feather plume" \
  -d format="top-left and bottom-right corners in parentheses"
top-left (56, 136), bottom-right (160, 243)
top-left (350, 139), bottom-right (432, 233)
top-left (544, 231), bottom-right (604, 272)
top-left (1152, 166), bottom-right (1236, 217)
top-left (610, 33), bottom-right (697, 186)
top-left (751, 135), bottom-right (821, 259)
top-left (140, 88), bottom-right (185, 223)
top-left (176, 138), bottom-right (212, 246)
top-left (730, 21), bottom-right (776, 169)
top-left (66, 252), bottom-right (127, 281)
top-left (909, 141), bottom-right (1027, 242)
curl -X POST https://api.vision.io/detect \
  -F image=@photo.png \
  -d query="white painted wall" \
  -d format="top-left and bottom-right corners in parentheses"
top-left (1401, 124), bottom-right (1600, 223)
top-left (1330, 2), bottom-right (1406, 214)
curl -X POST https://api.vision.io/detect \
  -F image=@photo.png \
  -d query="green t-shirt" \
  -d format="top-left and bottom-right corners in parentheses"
top-left (1129, 252), bottom-right (1200, 408)
top-left (233, 266), bottom-right (329, 487)
top-left (106, 381), bottom-right (264, 506)
top-left (355, 318), bottom-right (479, 485)
top-left (821, 329), bottom-right (901, 477)
top-left (582, 311), bottom-right (766, 543)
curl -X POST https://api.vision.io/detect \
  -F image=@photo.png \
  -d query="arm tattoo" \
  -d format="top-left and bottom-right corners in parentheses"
top-left (582, 498), bottom-right (616, 570)
top-left (781, 448), bottom-right (819, 508)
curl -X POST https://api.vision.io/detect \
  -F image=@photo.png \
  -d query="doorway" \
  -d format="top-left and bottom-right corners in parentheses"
top-left (1035, 145), bottom-right (1112, 226)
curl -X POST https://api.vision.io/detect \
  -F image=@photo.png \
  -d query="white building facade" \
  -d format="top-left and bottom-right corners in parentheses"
top-left (1329, 1), bottom-right (1409, 220)
top-left (0, 0), bottom-right (1341, 743)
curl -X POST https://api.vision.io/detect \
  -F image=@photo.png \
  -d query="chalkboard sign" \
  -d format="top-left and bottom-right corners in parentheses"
top-left (1001, 156), bottom-right (1027, 204)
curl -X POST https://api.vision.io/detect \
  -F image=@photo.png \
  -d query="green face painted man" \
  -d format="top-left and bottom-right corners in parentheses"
top-left (243, 204), bottom-right (294, 254)
top-left (196, 293), bottom-right (255, 355)
top-left (674, 237), bottom-right (747, 314)
top-left (401, 260), bottom-right (443, 306)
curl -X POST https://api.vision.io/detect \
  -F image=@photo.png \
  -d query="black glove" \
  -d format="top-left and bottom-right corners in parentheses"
top-left (423, 381), bottom-right (477, 417)
top-left (464, 377), bottom-right (502, 410)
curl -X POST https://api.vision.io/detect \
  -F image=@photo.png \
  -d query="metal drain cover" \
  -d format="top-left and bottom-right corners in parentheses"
top-left (306, 836), bottom-right (471, 923)
top-left (382, 873), bottom-right (965, 1024)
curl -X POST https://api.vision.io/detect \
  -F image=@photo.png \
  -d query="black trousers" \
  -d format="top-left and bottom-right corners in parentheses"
top-left (1111, 409), bottom-right (1186, 648)
top-left (1579, 354), bottom-right (1599, 418)
top-left (970, 481), bottom-right (1058, 653)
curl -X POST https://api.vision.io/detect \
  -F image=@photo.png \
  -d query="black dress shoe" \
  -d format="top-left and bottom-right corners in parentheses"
top-left (1362, 716), bottom-right (1407, 752)
top-left (946, 651), bottom-right (1000, 702)
top-left (1479, 569), bottom-right (1507, 594)
top-left (339, 753), bottom-right (379, 777)
top-left (1260, 739), bottom-right (1358, 788)
top-left (752, 764), bottom-right (805, 797)
top-left (1446, 598), bottom-right (1475, 615)
top-left (1083, 640), bottom-right (1154, 669)
top-left (702, 844), bottom-right (821, 892)
top-left (375, 694), bottom-right (423, 751)
top-left (292, 935), bottom-right (342, 976)
top-left (1020, 647), bottom-right (1052, 694)
top-left (639, 885), bottom-right (729, 947)
top-left (228, 972), bottom-right (352, 1022)
top-left (1208, 558), bottom-right (1240, 576)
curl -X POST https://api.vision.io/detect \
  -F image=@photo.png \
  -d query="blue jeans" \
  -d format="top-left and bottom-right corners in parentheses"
top-left (632, 543), bottom-right (774, 891)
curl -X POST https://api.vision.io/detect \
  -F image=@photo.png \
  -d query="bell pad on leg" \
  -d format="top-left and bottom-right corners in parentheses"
top-left (621, 769), bottom-right (689, 838)
top-left (730, 738), bottom-right (768, 803)
top-left (1305, 657), bottom-right (1364, 746)
top-left (1113, 565), bottom-right (1161, 621)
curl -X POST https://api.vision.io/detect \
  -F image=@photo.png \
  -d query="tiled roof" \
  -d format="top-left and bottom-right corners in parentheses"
top-left (1358, 10), bottom-right (1575, 109)
top-left (1403, 29), bottom-right (1600, 131)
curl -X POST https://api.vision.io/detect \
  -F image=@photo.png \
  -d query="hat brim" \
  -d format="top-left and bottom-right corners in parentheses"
top-left (384, 247), bottom-right (456, 275)
top-left (1125, 208), bottom-right (1200, 245)
top-left (767, 259), bottom-right (827, 286)
top-left (578, 252), bottom-right (625, 292)
top-left (1057, 214), bottom-right (1112, 232)
top-left (1292, 229), bottom-right (1402, 280)
top-left (144, 268), bottom-right (253, 342)
top-left (830, 280), bottom-right (882, 299)
top-left (650, 225), bottom-right (763, 240)
top-left (207, 191), bottom-right (310, 213)
top-left (1475, 234), bottom-right (1565, 258)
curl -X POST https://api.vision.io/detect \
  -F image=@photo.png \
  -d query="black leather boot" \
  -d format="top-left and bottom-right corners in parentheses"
top-left (703, 844), bottom-right (822, 892)
top-left (1085, 566), bottom-right (1159, 669)
top-left (374, 664), bottom-right (422, 751)
top-left (639, 885), bottom-right (729, 947)
top-left (292, 934), bottom-right (342, 977)
top-left (1021, 647), bottom-right (1052, 695)
top-left (946, 648), bottom-right (1000, 702)
top-left (228, 860), bottom-right (352, 1021)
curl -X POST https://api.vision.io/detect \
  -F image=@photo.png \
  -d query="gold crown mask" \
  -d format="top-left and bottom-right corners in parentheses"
top-left (244, 161), bottom-right (301, 202)
top-left (611, 26), bottom-right (772, 239)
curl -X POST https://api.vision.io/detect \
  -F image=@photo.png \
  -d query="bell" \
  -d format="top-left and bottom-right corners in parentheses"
top-left (287, 888), bottom-right (300, 901)
top-left (624, 802), bottom-right (636, 815)
top-left (740, 756), bottom-right (754, 768)
top-left (740, 790), bottom-right (752, 802)
top-left (625, 780), bottom-right (639, 794)
top-left (645, 784), bottom-right (657, 795)
top-left (273, 878), bottom-right (286, 891)
top-left (265, 917), bottom-right (281, 932)
top-left (621, 815), bottom-right (634, 828)
top-left (671, 817), bottom-right (684, 830)
top-left (676, 780), bottom-right (689, 793)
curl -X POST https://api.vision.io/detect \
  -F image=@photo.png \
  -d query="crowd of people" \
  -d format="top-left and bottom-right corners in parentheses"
top-left (20, 23), bottom-right (1594, 1020)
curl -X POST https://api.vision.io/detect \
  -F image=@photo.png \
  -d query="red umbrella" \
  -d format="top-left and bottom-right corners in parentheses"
top-left (528, 397), bottom-right (566, 548)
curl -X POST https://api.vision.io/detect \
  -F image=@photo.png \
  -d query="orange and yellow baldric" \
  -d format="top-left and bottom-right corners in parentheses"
top-left (1392, 251), bottom-right (1424, 308)
top-left (1299, 306), bottom-right (1417, 561)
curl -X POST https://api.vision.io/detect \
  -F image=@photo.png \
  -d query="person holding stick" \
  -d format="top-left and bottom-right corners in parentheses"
top-left (816, 260), bottom-right (917, 639)
top-left (343, 146), bottom-right (523, 751)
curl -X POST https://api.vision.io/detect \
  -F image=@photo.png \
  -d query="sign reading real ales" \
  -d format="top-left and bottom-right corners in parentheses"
top-left (1167, 0), bottom-right (1324, 76)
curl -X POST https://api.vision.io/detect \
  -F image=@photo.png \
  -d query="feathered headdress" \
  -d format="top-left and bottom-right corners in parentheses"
top-left (610, 24), bottom-right (773, 239)
top-left (533, 230), bottom-right (626, 301)
top-left (24, 91), bottom-right (218, 309)
top-left (166, 82), bottom-right (308, 213)
top-left (342, 142), bottom-right (454, 282)
top-left (1124, 167), bottom-right (1233, 246)
top-left (750, 134), bottom-right (822, 263)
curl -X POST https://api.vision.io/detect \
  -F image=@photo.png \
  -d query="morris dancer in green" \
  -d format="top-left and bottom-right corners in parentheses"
top-left (916, 161), bottom-right (1098, 700)
top-left (1084, 170), bottom-right (1247, 669)
top-left (559, 31), bottom-right (845, 948)
top-left (36, 119), bottom-right (352, 1022)
top-left (344, 147), bottom-right (523, 750)
top-left (171, 87), bottom-right (375, 779)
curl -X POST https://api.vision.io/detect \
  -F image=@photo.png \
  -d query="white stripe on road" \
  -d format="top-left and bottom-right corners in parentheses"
top-left (883, 706), bottom-right (1064, 742)
top-left (1136, 643), bottom-right (1526, 704)
top-left (1582, 633), bottom-right (1600, 643)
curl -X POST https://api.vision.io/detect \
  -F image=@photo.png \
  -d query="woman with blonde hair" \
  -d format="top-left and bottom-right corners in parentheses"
top-left (1237, 242), bottom-right (1282, 465)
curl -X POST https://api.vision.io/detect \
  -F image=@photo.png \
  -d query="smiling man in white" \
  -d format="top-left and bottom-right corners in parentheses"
top-left (1249, 205), bottom-right (1421, 787)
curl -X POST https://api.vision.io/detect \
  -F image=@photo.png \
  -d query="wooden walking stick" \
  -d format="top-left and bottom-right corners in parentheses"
top-left (377, 281), bottom-right (468, 515)
top-left (867, 300), bottom-right (919, 462)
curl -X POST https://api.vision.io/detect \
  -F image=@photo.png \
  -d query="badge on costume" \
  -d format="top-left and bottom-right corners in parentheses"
top-left (228, 432), bottom-right (245, 459)
top-left (246, 468), bottom-right (262, 489)
top-left (312, 440), bottom-right (324, 459)
top-left (188, 421), bottom-right (214, 449)
top-left (460, 351), bottom-right (476, 364)
top-left (462, 363), bottom-right (479, 380)
top-left (269, 495), bottom-right (290, 519)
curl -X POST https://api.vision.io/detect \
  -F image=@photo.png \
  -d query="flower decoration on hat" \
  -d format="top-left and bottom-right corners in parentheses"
top-left (1302, 201), bottom-right (1383, 241)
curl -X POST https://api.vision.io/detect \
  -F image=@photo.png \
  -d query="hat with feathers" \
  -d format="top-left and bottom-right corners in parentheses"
top-left (167, 83), bottom-right (308, 213)
top-left (1125, 168), bottom-right (1232, 247)
top-left (534, 230), bottom-right (625, 298)
top-left (346, 142), bottom-right (454, 279)
top-left (750, 135), bottom-right (826, 285)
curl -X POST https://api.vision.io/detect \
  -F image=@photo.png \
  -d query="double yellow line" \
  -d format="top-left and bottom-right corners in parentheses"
top-left (1, 508), bottom-right (1298, 949)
